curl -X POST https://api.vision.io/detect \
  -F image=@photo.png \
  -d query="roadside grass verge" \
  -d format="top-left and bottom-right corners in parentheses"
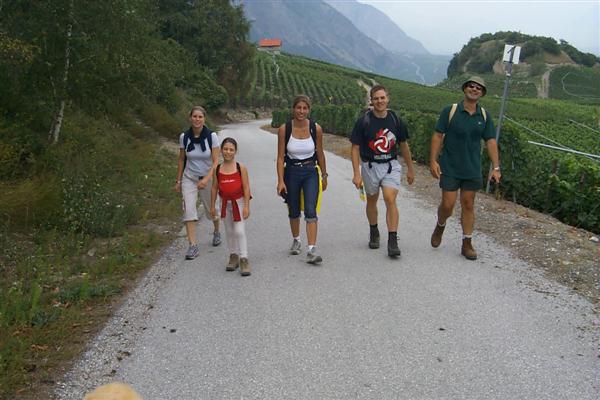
top-left (0, 109), bottom-right (182, 399)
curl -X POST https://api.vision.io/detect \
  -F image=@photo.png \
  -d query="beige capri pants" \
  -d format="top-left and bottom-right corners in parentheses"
top-left (181, 174), bottom-right (218, 222)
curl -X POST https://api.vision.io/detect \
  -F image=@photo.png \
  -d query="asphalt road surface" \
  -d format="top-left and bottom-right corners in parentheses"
top-left (57, 120), bottom-right (599, 400)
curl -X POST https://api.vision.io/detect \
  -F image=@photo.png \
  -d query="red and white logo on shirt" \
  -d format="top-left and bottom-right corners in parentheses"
top-left (368, 128), bottom-right (396, 154)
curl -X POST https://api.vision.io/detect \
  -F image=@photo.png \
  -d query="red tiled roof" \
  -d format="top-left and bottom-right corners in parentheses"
top-left (259, 38), bottom-right (282, 47)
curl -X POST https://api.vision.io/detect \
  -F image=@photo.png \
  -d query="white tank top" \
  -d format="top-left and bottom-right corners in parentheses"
top-left (287, 135), bottom-right (315, 160)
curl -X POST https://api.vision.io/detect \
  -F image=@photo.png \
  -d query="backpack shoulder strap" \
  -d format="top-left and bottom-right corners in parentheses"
top-left (284, 120), bottom-right (292, 148)
top-left (481, 107), bottom-right (487, 122)
top-left (388, 110), bottom-right (401, 132)
top-left (448, 103), bottom-right (458, 124)
top-left (362, 109), bottom-right (371, 132)
top-left (309, 119), bottom-right (317, 145)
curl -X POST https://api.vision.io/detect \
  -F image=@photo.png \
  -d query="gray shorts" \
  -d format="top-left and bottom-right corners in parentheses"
top-left (361, 159), bottom-right (402, 195)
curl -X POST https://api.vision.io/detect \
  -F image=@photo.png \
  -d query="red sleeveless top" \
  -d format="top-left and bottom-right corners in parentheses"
top-left (218, 168), bottom-right (243, 221)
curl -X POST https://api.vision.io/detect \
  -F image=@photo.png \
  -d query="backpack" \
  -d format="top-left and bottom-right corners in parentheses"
top-left (448, 103), bottom-right (487, 125)
top-left (284, 119), bottom-right (318, 162)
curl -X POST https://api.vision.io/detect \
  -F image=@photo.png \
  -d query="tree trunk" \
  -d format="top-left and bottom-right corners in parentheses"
top-left (48, 0), bottom-right (74, 144)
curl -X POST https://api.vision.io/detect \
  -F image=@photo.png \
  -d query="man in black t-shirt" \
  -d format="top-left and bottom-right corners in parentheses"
top-left (350, 85), bottom-right (415, 257)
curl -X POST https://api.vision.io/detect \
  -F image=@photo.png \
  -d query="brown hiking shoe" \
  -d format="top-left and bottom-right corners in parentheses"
top-left (240, 257), bottom-right (251, 276)
top-left (430, 223), bottom-right (445, 248)
top-left (461, 238), bottom-right (478, 260)
top-left (226, 254), bottom-right (239, 271)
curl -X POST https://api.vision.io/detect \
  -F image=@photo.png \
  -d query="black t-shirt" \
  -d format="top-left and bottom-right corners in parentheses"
top-left (350, 111), bottom-right (409, 162)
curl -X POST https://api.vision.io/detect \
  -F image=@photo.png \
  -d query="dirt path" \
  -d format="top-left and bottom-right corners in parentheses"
top-left (538, 70), bottom-right (550, 98)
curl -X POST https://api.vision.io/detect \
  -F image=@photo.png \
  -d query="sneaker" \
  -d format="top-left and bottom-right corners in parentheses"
top-left (387, 239), bottom-right (401, 258)
top-left (226, 253), bottom-right (239, 271)
top-left (431, 223), bottom-right (445, 248)
top-left (240, 258), bottom-right (251, 276)
top-left (290, 239), bottom-right (301, 255)
top-left (461, 238), bottom-right (478, 260)
top-left (369, 228), bottom-right (380, 249)
top-left (306, 247), bottom-right (323, 264)
top-left (212, 231), bottom-right (222, 247)
top-left (185, 244), bottom-right (199, 260)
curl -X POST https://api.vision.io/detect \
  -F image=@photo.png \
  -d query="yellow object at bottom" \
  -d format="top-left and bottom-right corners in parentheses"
top-left (299, 165), bottom-right (323, 214)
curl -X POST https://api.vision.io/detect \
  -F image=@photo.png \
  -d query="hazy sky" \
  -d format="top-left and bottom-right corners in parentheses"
top-left (359, 0), bottom-right (600, 56)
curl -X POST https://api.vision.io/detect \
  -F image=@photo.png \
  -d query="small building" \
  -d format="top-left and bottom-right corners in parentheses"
top-left (258, 38), bottom-right (282, 54)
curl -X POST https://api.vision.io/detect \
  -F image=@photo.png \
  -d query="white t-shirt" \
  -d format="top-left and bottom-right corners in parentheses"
top-left (179, 131), bottom-right (219, 178)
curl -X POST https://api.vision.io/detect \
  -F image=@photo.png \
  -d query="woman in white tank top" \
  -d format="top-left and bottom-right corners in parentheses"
top-left (276, 95), bottom-right (328, 264)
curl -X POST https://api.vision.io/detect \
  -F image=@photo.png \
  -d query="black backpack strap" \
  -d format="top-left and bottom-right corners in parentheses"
top-left (309, 119), bottom-right (318, 161)
top-left (362, 109), bottom-right (371, 133)
top-left (388, 110), bottom-right (401, 133)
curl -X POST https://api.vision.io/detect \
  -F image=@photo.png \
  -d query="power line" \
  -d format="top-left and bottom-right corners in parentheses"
top-left (569, 119), bottom-right (600, 135)
top-left (505, 116), bottom-right (600, 163)
top-left (526, 141), bottom-right (600, 161)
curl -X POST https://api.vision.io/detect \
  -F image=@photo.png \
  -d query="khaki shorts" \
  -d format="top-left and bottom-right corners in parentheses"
top-left (361, 159), bottom-right (402, 195)
top-left (181, 174), bottom-right (217, 222)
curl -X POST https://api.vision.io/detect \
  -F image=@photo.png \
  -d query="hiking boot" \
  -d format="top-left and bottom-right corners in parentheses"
top-left (290, 239), bottom-right (302, 255)
top-left (226, 253), bottom-right (239, 271)
top-left (461, 238), bottom-right (478, 260)
top-left (388, 238), bottom-right (401, 257)
top-left (240, 258), bottom-right (251, 276)
top-left (430, 223), bottom-right (445, 248)
top-left (212, 231), bottom-right (222, 246)
top-left (369, 228), bottom-right (380, 249)
top-left (185, 244), bottom-right (199, 260)
top-left (306, 247), bottom-right (323, 264)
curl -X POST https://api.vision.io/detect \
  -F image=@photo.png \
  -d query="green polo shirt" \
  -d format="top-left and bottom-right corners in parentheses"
top-left (434, 101), bottom-right (495, 179)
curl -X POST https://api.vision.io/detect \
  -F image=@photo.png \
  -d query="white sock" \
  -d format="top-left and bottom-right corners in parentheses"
top-left (462, 234), bottom-right (472, 240)
top-left (294, 236), bottom-right (301, 242)
top-left (308, 245), bottom-right (315, 251)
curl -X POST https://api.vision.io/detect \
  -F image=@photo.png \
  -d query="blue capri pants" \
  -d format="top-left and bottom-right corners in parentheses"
top-left (284, 163), bottom-right (319, 222)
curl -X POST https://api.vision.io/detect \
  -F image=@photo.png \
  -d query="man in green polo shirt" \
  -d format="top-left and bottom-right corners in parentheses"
top-left (429, 76), bottom-right (501, 260)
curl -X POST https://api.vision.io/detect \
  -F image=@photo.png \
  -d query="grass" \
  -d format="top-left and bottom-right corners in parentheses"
top-left (0, 107), bottom-right (183, 399)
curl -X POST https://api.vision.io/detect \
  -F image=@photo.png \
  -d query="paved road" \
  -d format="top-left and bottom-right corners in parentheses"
top-left (57, 120), bottom-right (599, 399)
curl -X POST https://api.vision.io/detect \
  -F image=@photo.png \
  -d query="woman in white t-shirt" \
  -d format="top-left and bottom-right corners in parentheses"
top-left (174, 106), bottom-right (221, 260)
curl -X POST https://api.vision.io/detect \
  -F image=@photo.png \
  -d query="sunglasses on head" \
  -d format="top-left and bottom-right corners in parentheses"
top-left (467, 83), bottom-right (483, 91)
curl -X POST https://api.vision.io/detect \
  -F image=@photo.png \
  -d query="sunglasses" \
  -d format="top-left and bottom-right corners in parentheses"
top-left (467, 83), bottom-right (483, 91)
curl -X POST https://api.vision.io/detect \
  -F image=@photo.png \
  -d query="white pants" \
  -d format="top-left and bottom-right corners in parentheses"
top-left (221, 197), bottom-right (248, 258)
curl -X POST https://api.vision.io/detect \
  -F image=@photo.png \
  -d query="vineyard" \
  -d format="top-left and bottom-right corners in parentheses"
top-left (269, 54), bottom-right (600, 233)
top-left (549, 66), bottom-right (600, 104)
top-left (239, 51), bottom-right (370, 108)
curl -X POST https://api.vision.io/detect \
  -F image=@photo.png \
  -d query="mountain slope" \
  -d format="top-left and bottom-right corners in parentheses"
top-left (323, 0), bottom-right (429, 55)
top-left (241, 0), bottom-right (446, 84)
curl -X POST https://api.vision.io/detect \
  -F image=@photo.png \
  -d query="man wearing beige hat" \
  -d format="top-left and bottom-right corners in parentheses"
top-left (429, 76), bottom-right (501, 260)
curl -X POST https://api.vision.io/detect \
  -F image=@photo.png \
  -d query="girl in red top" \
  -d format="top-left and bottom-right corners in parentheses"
top-left (210, 137), bottom-right (252, 276)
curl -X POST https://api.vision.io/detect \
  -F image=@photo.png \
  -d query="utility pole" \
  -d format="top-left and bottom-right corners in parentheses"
top-left (486, 44), bottom-right (521, 193)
